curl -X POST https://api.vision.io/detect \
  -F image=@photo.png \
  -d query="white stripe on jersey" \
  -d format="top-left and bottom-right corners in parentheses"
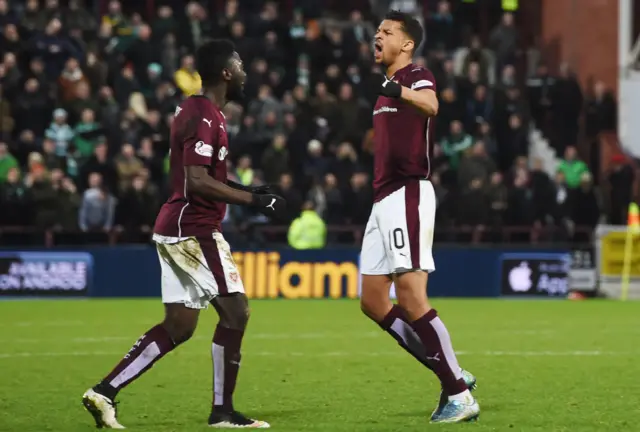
top-left (177, 174), bottom-right (189, 237)
top-left (425, 118), bottom-right (431, 178)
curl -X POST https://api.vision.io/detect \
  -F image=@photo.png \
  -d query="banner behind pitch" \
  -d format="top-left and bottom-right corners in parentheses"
top-left (500, 253), bottom-right (570, 297)
top-left (0, 252), bottom-right (93, 296)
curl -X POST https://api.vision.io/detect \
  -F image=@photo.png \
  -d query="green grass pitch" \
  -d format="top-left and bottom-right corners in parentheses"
top-left (0, 299), bottom-right (639, 431)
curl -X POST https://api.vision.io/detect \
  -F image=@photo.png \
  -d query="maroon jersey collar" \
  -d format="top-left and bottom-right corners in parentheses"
top-left (388, 63), bottom-right (415, 80)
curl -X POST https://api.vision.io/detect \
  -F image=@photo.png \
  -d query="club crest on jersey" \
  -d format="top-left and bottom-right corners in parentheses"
top-left (218, 146), bottom-right (228, 161)
top-left (229, 272), bottom-right (239, 283)
top-left (194, 141), bottom-right (213, 157)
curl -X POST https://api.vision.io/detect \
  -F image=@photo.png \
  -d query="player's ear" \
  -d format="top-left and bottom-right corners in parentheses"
top-left (222, 68), bottom-right (232, 82)
top-left (402, 39), bottom-right (415, 54)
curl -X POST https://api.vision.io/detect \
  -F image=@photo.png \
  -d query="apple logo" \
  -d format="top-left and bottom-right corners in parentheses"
top-left (509, 261), bottom-right (532, 292)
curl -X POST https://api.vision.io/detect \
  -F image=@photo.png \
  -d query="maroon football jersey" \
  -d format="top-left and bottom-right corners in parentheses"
top-left (372, 64), bottom-right (437, 202)
top-left (154, 96), bottom-right (229, 237)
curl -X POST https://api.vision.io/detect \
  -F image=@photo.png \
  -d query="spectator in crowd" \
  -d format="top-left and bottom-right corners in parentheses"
top-left (114, 143), bottom-right (143, 193)
top-left (304, 139), bottom-right (330, 185)
top-left (557, 146), bottom-right (589, 189)
top-left (487, 171), bottom-right (508, 228)
top-left (31, 17), bottom-right (80, 79)
top-left (0, 142), bottom-right (18, 183)
top-left (585, 81), bottom-right (617, 138)
top-left (73, 108), bottom-right (102, 159)
top-left (117, 173), bottom-right (159, 234)
top-left (45, 108), bottom-right (74, 156)
top-left (58, 57), bottom-right (88, 102)
top-left (346, 171), bottom-right (372, 225)
top-left (79, 172), bottom-right (116, 231)
top-left (489, 12), bottom-right (517, 72)
top-left (551, 171), bottom-right (571, 230)
top-left (550, 63), bottom-right (583, 154)
top-left (608, 155), bottom-right (635, 225)
top-left (427, 1), bottom-right (455, 51)
top-left (458, 177), bottom-right (489, 229)
top-left (261, 133), bottom-right (289, 184)
top-left (322, 172), bottom-right (344, 225)
top-left (570, 172), bottom-right (600, 232)
top-left (0, 167), bottom-right (28, 226)
top-left (287, 201), bottom-right (327, 249)
top-left (441, 120), bottom-right (472, 170)
top-left (174, 54), bottom-right (201, 97)
top-left (526, 63), bottom-right (554, 128)
top-left (276, 172), bottom-right (302, 223)
top-left (458, 140), bottom-right (496, 188)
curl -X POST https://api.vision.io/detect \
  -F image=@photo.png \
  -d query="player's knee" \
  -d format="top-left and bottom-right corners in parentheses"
top-left (162, 304), bottom-right (199, 345)
top-left (395, 283), bottom-right (431, 320)
top-left (212, 293), bottom-right (250, 331)
top-left (360, 295), bottom-right (389, 322)
top-left (225, 304), bottom-right (249, 330)
top-left (162, 319), bottom-right (196, 345)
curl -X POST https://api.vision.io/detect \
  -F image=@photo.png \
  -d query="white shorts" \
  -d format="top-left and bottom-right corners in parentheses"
top-left (360, 180), bottom-right (436, 275)
top-left (153, 232), bottom-right (244, 309)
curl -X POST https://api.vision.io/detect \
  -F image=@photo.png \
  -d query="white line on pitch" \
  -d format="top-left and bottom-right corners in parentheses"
top-left (0, 350), bottom-right (632, 359)
top-left (0, 332), bottom-right (382, 344)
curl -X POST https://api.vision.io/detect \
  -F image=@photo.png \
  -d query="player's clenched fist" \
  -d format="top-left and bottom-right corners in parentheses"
top-left (376, 74), bottom-right (402, 98)
top-left (250, 184), bottom-right (277, 195)
top-left (251, 193), bottom-right (287, 220)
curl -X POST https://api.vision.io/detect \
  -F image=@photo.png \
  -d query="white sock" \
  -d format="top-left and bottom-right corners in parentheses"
top-left (448, 389), bottom-right (473, 403)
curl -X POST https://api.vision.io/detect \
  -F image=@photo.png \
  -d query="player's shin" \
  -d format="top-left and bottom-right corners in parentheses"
top-left (94, 324), bottom-right (177, 400)
top-left (410, 309), bottom-right (469, 399)
top-left (212, 325), bottom-right (245, 412)
top-left (378, 304), bottom-right (435, 372)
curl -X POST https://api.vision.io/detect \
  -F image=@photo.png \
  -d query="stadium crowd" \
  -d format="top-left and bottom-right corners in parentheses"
top-left (0, 0), bottom-right (626, 246)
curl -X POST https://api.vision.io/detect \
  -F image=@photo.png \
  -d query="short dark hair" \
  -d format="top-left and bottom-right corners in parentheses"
top-left (196, 39), bottom-right (236, 86)
top-left (384, 10), bottom-right (423, 53)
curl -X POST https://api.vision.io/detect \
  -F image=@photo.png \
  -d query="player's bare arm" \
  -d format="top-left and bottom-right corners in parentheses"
top-left (399, 87), bottom-right (439, 116)
top-left (185, 167), bottom-right (286, 219)
top-left (381, 78), bottom-right (439, 116)
top-left (186, 165), bottom-right (253, 205)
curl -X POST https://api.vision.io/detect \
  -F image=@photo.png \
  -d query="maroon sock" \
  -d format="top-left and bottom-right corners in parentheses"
top-left (212, 325), bottom-right (244, 412)
top-left (94, 324), bottom-right (176, 400)
top-left (410, 309), bottom-right (467, 395)
top-left (378, 305), bottom-right (435, 372)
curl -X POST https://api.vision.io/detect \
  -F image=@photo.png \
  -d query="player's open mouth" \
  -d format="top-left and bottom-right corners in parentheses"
top-left (374, 41), bottom-right (382, 55)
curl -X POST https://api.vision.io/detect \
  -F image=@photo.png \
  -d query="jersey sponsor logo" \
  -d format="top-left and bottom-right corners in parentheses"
top-left (373, 106), bottom-right (398, 116)
top-left (218, 146), bottom-right (228, 161)
top-left (195, 141), bottom-right (213, 157)
top-left (202, 118), bottom-right (213, 127)
top-left (411, 79), bottom-right (434, 90)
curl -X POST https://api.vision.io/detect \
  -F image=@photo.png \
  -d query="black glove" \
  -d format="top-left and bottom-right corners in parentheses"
top-left (251, 193), bottom-right (287, 220)
top-left (377, 74), bottom-right (402, 98)
top-left (251, 184), bottom-right (276, 194)
top-left (227, 180), bottom-right (276, 195)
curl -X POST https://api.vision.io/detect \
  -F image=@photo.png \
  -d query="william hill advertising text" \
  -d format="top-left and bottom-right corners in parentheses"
top-left (232, 250), bottom-right (359, 299)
